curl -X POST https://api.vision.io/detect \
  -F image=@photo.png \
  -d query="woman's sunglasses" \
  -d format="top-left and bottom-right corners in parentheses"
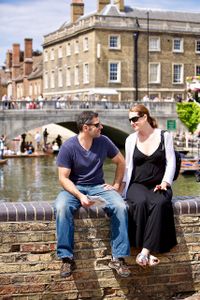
top-left (129, 116), bottom-right (142, 123)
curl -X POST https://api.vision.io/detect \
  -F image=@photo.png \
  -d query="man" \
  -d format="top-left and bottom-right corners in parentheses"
top-left (54, 111), bottom-right (130, 278)
top-left (43, 128), bottom-right (49, 147)
top-left (35, 131), bottom-right (41, 151)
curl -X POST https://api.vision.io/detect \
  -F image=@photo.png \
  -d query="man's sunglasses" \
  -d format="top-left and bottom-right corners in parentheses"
top-left (129, 116), bottom-right (142, 123)
top-left (86, 122), bottom-right (101, 128)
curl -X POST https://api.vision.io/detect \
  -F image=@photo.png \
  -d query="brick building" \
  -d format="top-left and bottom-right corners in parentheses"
top-left (43, 0), bottom-right (200, 102)
top-left (3, 38), bottom-right (43, 100)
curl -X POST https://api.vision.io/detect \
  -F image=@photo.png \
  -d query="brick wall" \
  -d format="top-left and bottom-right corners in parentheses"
top-left (0, 197), bottom-right (200, 300)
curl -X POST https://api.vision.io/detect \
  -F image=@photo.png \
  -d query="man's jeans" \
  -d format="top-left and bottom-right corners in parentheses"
top-left (54, 184), bottom-right (130, 259)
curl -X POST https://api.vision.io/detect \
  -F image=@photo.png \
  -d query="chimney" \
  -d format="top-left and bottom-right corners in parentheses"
top-left (71, 0), bottom-right (84, 23)
top-left (98, 0), bottom-right (110, 12)
top-left (24, 38), bottom-right (33, 76)
top-left (12, 43), bottom-right (20, 79)
top-left (6, 50), bottom-right (12, 69)
top-left (114, 0), bottom-right (124, 11)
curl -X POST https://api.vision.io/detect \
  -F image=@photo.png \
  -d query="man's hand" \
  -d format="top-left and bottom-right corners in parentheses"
top-left (79, 194), bottom-right (95, 208)
top-left (102, 183), bottom-right (117, 191)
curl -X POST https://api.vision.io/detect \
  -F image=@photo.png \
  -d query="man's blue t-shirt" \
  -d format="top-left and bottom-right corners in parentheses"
top-left (56, 135), bottom-right (119, 185)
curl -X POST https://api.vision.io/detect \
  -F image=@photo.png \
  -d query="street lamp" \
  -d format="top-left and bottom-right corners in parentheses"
top-left (133, 18), bottom-right (140, 101)
top-left (147, 11), bottom-right (150, 99)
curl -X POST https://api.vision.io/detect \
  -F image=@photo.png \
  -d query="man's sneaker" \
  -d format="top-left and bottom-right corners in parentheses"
top-left (60, 257), bottom-right (76, 278)
top-left (108, 257), bottom-right (131, 277)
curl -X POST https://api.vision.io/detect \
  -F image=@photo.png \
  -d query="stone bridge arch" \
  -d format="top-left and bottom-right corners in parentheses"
top-left (0, 110), bottom-right (132, 147)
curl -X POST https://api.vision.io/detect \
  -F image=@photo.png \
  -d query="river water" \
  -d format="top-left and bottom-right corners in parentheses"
top-left (0, 156), bottom-right (199, 202)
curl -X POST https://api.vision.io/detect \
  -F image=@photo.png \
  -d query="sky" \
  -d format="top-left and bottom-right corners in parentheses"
top-left (0, 0), bottom-right (200, 66)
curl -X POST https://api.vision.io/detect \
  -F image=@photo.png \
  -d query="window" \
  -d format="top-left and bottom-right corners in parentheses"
top-left (58, 46), bottom-right (63, 58)
top-left (44, 72), bottom-right (48, 89)
top-left (66, 67), bottom-right (71, 86)
top-left (196, 65), bottom-right (200, 76)
top-left (195, 40), bottom-right (200, 53)
top-left (173, 64), bottom-right (183, 84)
top-left (173, 38), bottom-right (183, 53)
top-left (149, 37), bottom-right (160, 51)
top-left (74, 65), bottom-right (79, 85)
top-left (75, 40), bottom-right (79, 54)
top-left (66, 42), bottom-right (71, 56)
top-left (50, 70), bottom-right (55, 88)
top-left (109, 61), bottom-right (121, 82)
top-left (34, 83), bottom-right (37, 95)
top-left (83, 63), bottom-right (89, 84)
top-left (109, 35), bottom-right (121, 49)
top-left (58, 69), bottom-right (63, 87)
top-left (44, 50), bottom-right (48, 62)
top-left (29, 84), bottom-right (33, 96)
top-left (50, 48), bottom-right (54, 60)
top-left (83, 37), bottom-right (89, 51)
top-left (149, 63), bottom-right (161, 83)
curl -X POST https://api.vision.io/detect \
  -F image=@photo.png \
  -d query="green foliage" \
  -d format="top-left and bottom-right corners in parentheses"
top-left (176, 102), bottom-right (200, 133)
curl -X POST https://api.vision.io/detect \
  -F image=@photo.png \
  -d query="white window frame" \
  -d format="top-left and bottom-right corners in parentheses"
top-left (66, 42), bottom-right (71, 56)
top-left (83, 37), bottom-right (89, 52)
top-left (58, 68), bottom-right (63, 87)
top-left (149, 37), bottom-right (160, 52)
top-left (173, 38), bottom-right (183, 53)
top-left (149, 63), bottom-right (161, 84)
top-left (195, 40), bottom-right (200, 53)
top-left (50, 48), bottom-right (55, 60)
top-left (44, 72), bottom-right (48, 89)
top-left (83, 63), bottom-right (89, 84)
top-left (66, 67), bottom-right (71, 86)
top-left (108, 61), bottom-right (121, 83)
top-left (195, 64), bottom-right (200, 76)
top-left (34, 83), bottom-right (37, 95)
top-left (50, 70), bottom-right (55, 88)
top-left (172, 64), bottom-right (184, 84)
top-left (109, 35), bottom-right (121, 50)
top-left (44, 50), bottom-right (48, 62)
top-left (58, 46), bottom-right (63, 58)
top-left (74, 65), bottom-right (79, 85)
top-left (75, 40), bottom-right (79, 54)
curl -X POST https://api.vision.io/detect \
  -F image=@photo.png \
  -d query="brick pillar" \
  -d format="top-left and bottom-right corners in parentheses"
top-left (71, 0), bottom-right (84, 23)
top-left (23, 38), bottom-right (33, 97)
top-left (114, 0), bottom-right (124, 11)
top-left (12, 43), bottom-right (20, 99)
top-left (98, 0), bottom-right (110, 12)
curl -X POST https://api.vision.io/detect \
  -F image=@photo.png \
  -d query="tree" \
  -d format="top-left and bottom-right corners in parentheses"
top-left (176, 102), bottom-right (200, 133)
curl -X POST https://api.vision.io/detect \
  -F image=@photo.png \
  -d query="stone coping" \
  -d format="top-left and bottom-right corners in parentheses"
top-left (0, 196), bottom-right (200, 222)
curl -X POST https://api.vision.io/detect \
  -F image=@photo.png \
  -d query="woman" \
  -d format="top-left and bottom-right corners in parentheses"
top-left (123, 104), bottom-right (177, 267)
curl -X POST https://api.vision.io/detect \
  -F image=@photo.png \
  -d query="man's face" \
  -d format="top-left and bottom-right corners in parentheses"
top-left (85, 117), bottom-right (103, 137)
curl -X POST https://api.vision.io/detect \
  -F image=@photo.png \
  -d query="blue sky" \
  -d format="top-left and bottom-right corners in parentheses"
top-left (0, 0), bottom-right (200, 66)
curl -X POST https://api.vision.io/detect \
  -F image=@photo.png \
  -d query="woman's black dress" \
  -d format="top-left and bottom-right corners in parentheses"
top-left (126, 142), bottom-right (177, 253)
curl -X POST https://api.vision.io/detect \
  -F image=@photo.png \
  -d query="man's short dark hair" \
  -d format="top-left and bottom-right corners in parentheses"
top-left (76, 111), bottom-right (99, 131)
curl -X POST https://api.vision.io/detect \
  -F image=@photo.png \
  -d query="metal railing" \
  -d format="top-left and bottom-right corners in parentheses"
top-left (0, 100), bottom-right (177, 114)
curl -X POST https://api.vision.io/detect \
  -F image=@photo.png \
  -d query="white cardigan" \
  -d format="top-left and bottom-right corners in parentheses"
top-left (122, 128), bottom-right (176, 197)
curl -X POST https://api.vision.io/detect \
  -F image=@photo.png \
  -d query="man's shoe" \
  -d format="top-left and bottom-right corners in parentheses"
top-left (108, 257), bottom-right (131, 277)
top-left (60, 258), bottom-right (76, 278)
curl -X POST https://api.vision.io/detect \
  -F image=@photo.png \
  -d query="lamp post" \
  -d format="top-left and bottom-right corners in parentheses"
top-left (147, 11), bottom-right (150, 99)
top-left (133, 18), bottom-right (140, 101)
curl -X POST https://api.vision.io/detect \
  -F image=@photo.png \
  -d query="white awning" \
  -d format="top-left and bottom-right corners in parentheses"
top-left (88, 88), bottom-right (118, 95)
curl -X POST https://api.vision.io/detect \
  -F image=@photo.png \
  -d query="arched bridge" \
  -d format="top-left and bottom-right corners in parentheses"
top-left (0, 101), bottom-right (182, 147)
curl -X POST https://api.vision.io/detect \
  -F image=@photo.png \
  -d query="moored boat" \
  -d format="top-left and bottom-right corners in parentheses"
top-left (0, 159), bottom-right (8, 165)
top-left (180, 157), bottom-right (200, 174)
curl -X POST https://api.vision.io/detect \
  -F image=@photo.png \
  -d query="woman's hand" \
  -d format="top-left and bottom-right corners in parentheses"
top-left (154, 181), bottom-right (169, 192)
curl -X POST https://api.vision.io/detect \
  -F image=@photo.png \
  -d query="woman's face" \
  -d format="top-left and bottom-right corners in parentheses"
top-left (128, 111), bottom-right (145, 131)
